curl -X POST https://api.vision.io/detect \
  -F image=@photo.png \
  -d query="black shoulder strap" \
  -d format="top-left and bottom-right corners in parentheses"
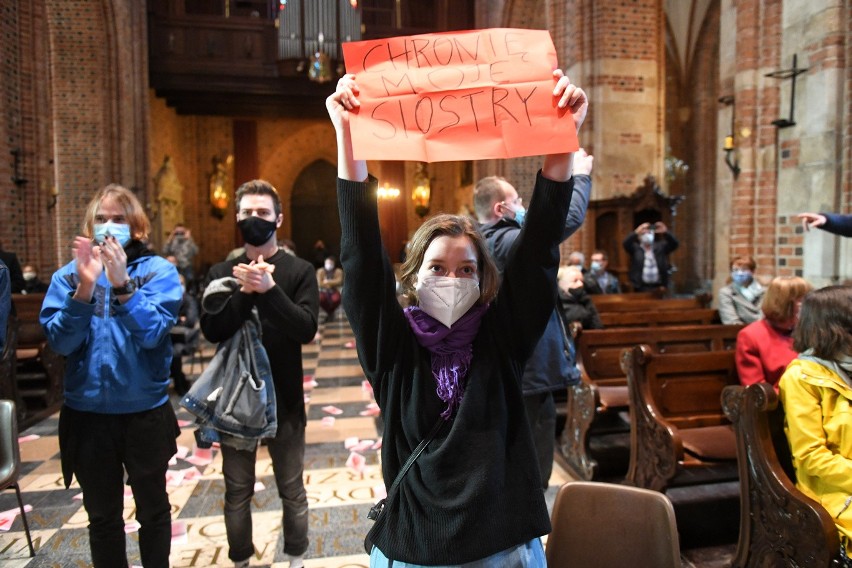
top-left (389, 417), bottom-right (444, 495)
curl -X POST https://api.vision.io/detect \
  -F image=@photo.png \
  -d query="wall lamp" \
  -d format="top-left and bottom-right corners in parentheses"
top-left (765, 54), bottom-right (808, 128)
top-left (718, 96), bottom-right (740, 179)
top-left (377, 182), bottom-right (400, 200)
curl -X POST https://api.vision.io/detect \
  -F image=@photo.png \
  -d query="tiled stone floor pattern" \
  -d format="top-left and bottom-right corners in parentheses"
top-left (0, 313), bottom-right (733, 567)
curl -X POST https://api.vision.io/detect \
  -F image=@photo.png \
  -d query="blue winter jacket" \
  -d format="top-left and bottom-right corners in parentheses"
top-left (40, 243), bottom-right (182, 414)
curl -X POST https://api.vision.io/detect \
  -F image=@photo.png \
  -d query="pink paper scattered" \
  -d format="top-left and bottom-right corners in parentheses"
top-left (17, 434), bottom-right (40, 443)
top-left (171, 520), bottom-right (187, 545)
top-left (352, 440), bottom-right (376, 453)
top-left (344, 341), bottom-right (356, 349)
top-left (165, 469), bottom-right (186, 487)
top-left (124, 520), bottom-right (141, 534)
top-left (321, 416), bottom-right (336, 428)
top-left (185, 447), bottom-right (214, 466)
top-left (254, 481), bottom-right (266, 492)
top-left (346, 451), bottom-right (366, 473)
top-left (361, 380), bottom-right (373, 396)
top-left (371, 438), bottom-right (383, 450)
top-left (124, 487), bottom-right (134, 499)
top-left (175, 445), bottom-right (190, 459)
top-left (373, 484), bottom-right (387, 500)
top-left (359, 404), bottom-right (381, 417)
top-left (344, 436), bottom-right (360, 450)
top-left (322, 405), bottom-right (344, 416)
top-left (0, 504), bottom-right (33, 531)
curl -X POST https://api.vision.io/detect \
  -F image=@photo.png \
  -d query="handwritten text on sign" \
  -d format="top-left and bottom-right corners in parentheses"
top-left (342, 28), bottom-right (577, 162)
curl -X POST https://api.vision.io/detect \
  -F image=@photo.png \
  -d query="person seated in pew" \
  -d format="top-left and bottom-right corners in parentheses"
top-left (557, 265), bottom-right (603, 331)
top-left (718, 254), bottom-right (765, 325)
top-left (736, 276), bottom-right (812, 390)
top-left (584, 250), bottom-right (621, 294)
top-left (779, 285), bottom-right (852, 559)
top-left (22, 264), bottom-right (50, 294)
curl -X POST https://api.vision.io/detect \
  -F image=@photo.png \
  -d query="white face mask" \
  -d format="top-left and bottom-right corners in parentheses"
top-left (640, 232), bottom-right (655, 245)
top-left (415, 276), bottom-right (480, 328)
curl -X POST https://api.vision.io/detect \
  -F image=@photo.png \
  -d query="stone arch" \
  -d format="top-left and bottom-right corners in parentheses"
top-left (290, 160), bottom-right (340, 262)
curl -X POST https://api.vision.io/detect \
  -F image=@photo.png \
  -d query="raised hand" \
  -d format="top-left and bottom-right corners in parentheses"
top-left (552, 69), bottom-right (588, 134)
top-left (797, 212), bottom-right (826, 232)
top-left (99, 235), bottom-right (130, 287)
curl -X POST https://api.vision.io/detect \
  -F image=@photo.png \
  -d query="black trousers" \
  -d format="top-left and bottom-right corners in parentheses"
top-left (59, 402), bottom-right (179, 568)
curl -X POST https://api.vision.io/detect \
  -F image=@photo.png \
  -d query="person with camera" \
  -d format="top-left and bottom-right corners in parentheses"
top-left (622, 221), bottom-right (679, 292)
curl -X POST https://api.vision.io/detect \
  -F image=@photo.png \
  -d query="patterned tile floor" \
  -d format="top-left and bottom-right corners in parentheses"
top-left (0, 313), bottom-right (732, 567)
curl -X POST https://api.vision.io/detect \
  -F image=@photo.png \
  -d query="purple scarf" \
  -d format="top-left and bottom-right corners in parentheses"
top-left (404, 304), bottom-right (489, 419)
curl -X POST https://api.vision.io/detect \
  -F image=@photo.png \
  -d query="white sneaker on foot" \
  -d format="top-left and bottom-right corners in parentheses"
top-left (234, 560), bottom-right (249, 568)
top-left (288, 554), bottom-right (304, 568)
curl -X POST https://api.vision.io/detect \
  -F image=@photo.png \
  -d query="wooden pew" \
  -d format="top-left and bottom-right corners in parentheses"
top-left (12, 294), bottom-right (65, 408)
top-left (560, 324), bottom-right (741, 480)
top-left (623, 345), bottom-right (740, 492)
top-left (721, 382), bottom-right (841, 567)
top-left (588, 291), bottom-right (661, 307)
top-left (592, 295), bottom-right (712, 313)
top-left (599, 308), bottom-right (719, 328)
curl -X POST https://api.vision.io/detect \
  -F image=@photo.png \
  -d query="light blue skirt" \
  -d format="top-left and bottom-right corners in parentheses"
top-left (369, 538), bottom-right (546, 568)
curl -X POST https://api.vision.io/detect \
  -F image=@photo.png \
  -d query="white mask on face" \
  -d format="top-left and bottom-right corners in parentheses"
top-left (640, 232), bottom-right (655, 245)
top-left (415, 276), bottom-right (480, 328)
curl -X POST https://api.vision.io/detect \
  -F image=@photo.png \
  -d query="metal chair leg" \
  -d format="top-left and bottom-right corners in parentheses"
top-left (13, 482), bottom-right (35, 557)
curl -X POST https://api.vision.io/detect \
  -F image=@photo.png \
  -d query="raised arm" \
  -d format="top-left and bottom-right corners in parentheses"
top-left (327, 74), bottom-right (368, 183)
top-left (542, 69), bottom-right (588, 182)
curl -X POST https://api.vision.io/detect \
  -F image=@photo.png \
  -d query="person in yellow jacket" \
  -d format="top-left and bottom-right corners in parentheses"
top-left (779, 285), bottom-right (852, 558)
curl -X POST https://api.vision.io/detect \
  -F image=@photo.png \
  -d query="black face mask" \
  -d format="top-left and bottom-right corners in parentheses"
top-left (569, 287), bottom-right (586, 299)
top-left (238, 217), bottom-right (277, 247)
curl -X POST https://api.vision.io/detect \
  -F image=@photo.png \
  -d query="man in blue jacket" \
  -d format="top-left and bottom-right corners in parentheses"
top-left (41, 184), bottom-right (182, 568)
top-left (474, 149), bottom-right (594, 490)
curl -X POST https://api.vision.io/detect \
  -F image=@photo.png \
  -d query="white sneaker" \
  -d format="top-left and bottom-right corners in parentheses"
top-left (234, 560), bottom-right (249, 568)
top-left (288, 554), bottom-right (304, 568)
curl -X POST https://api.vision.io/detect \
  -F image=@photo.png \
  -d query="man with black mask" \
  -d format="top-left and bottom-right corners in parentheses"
top-left (200, 180), bottom-right (318, 568)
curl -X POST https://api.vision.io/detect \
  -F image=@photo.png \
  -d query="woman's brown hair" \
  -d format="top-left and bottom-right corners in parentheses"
top-left (761, 276), bottom-right (813, 323)
top-left (398, 214), bottom-right (499, 307)
top-left (793, 285), bottom-right (852, 359)
top-left (730, 255), bottom-right (756, 271)
top-left (81, 184), bottom-right (151, 241)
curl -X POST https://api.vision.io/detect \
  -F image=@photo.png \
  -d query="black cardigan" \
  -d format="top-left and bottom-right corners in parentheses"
top-left (338, 171), bottom-right (573, 564)
top-left (200, 249), bottom-right (319, 423)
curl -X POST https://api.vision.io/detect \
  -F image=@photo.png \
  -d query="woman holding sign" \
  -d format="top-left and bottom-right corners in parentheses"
top-left (327, 70), bottom-right (586, 567)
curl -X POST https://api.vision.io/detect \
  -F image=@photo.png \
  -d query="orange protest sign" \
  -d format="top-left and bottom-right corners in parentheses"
top-left (342, 28), bottom-right (578, 162)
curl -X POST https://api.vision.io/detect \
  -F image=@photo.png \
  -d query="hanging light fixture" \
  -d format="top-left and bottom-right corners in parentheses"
top-left (411, 162), bottom-right (431, 218)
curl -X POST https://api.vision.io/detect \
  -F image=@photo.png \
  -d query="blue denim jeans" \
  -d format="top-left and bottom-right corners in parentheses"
top-left (221, 417), bottom-right (309, 562)
top-left (369, 538), bottom-right (546, 567)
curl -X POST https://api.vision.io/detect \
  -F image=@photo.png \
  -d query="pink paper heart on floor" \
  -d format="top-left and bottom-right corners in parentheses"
top-left (322, 405), bottom-right (344, 415)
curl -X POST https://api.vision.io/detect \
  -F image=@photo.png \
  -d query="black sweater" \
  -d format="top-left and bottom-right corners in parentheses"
top-left (338, 171), bottom-right (573, 564)
top-left (200, 250), bottom-right (319, 424)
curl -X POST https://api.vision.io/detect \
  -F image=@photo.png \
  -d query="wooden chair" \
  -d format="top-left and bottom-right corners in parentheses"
top-left (624, 345), bottom-right (740, 492)
top-left (721, 382), bottom-right (841, 567)
top-left (546, 480), bottom-right (680, 568)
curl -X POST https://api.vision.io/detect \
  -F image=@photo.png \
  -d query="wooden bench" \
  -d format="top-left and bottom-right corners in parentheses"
top-left (588, 291), bottom-right (661, 307)
top-left (599, 308), bottom-right (720, 328)
top-left (560, 324), bottom-right (741, 480)
top-left (623, 345), bottom-right (740, 492)
top-left (591, 293), bottom-right (712, 312)
top-left (12, 294), bottom-right (65, 408)
top-left (721, 382), bottom-right (842, 567)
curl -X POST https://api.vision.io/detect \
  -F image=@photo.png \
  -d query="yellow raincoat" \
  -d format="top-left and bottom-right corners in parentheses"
top-left (779, 357), bottom-right (852, 553)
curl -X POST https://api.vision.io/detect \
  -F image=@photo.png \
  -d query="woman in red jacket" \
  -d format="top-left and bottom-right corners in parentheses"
top-left (736, 276), bottom-right (812, 389)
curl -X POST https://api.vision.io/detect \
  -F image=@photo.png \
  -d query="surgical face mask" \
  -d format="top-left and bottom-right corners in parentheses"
top-left (590, 261), bottom-right (603, 273)
top-left (640, 232), bottom-right (655, 245)
top-left (513, 206), bottom-right (527, 226)
top-left (93, 222), bottom-right (132, 247)
top-left (23, 271), bottom-right (36, 281)
top-left (238, 216), bottom-right (277, 247)
top-left (731, 269), bottom-right (753, 286)
top-left (415, 276), bottom-right (480, 328)
top-left (324, 261), bottom-right (334, 271)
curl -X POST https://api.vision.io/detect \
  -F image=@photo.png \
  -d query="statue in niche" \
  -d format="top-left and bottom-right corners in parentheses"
top-left (154, 155), bottom-right (184, 247)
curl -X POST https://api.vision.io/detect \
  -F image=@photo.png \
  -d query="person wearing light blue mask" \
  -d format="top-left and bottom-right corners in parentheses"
top-left (40, 183), bottom-right (182, 568)
top-left (718, 255), bottom-right (765, 325)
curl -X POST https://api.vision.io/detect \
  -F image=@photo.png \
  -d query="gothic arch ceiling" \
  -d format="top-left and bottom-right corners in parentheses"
top-left (665, 0), bottom-right (714, 85)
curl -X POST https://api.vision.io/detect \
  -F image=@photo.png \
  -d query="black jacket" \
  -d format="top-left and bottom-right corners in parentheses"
top-left (338, 171), bottom-right (571, 564)
top-left (200, 250), bottom-right (318, 423)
